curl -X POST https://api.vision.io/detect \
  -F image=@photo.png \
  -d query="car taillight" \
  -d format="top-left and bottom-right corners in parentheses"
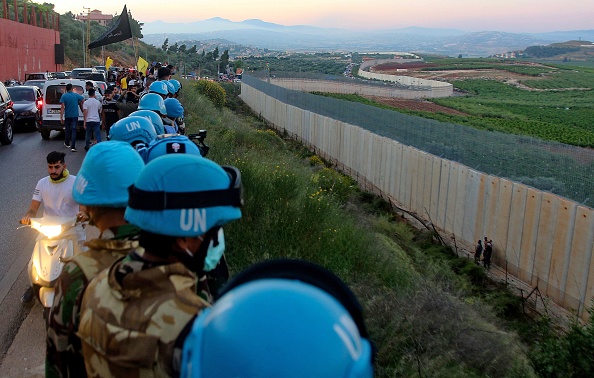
top-left (37, 99), bottom-right (43, 109)
top-left (7, 100), bottom-right (13, 109)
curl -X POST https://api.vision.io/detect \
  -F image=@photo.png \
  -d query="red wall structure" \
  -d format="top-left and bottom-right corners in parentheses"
top-left (0, 3), bottom-right (61, 82)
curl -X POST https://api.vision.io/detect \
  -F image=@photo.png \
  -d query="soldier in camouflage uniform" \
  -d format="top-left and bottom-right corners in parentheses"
top-left (46, 141), bottom-right (145, 378)
top-left (77, 154), bottom-right (243, 377)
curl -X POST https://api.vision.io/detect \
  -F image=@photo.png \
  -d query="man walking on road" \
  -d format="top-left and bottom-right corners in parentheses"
top-left (83, 88), bottom-right (102, 151)
top-left (60, 84), bottom-right (84, 152)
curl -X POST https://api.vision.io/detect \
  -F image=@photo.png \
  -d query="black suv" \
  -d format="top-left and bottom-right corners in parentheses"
top-left (0, 81), bottom-right (14, 145)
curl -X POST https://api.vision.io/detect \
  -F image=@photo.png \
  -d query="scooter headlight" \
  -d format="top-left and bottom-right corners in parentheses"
top-left (32, 222), bottom-right (63, 238)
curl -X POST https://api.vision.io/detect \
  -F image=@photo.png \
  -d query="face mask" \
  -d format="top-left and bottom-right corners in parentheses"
top-left (203, 228), bottom-right (225, 272)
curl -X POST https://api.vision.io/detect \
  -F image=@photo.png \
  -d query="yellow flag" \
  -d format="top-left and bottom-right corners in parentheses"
top-left (137, 56), bottom-right (149, 75)
top-left (105, 56), bottom-right (113, 70)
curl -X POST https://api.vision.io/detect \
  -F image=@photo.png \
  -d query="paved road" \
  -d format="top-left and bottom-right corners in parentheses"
top-left (0, 127), bottom-right (97, 369)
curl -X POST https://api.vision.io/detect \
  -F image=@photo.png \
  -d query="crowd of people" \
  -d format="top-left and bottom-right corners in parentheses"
top-left (22, 66), bottom-right (375, 377)
top-left (60, 65), bottom-right (187, 153)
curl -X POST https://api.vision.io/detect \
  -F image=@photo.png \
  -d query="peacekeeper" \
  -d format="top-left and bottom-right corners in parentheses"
top-left (164, 98), bottom-right (185, 135)
top-left (136, 135), bottom-right (227, 298)
top-left (77, 154), bottom-right (243, 377)
top-left (109, 115), bottom-right (157, 147)
top-left (148, 80), bottom-right (169, 100)
top-left (168, 79), bottom-right (182, 98)
top-left (46, 141), bottom-right (145, 378)
top-left (137, 93), bottom-right (174, 134)
top-left (129, 109), bottom-right (166, 135)
top-left (181, 259), bottom-right (375, 378)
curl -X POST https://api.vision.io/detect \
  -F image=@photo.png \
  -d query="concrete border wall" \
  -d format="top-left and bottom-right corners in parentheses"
top-left (358, 59), bottom-right (453, 97)
top-left (269, 78), bottom-right (449, 99)
top-left (241, 82), bottom-right (594, 319)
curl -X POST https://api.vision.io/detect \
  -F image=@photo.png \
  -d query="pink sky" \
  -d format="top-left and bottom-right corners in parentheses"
top-left (54, 0), bottom-right (593, 33)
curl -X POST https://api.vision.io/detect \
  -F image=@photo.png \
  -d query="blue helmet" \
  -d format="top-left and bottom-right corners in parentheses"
top-left (109, 116), bottom-right (157, 146)
top-left (149, 80), bottom-right (168, 96)
top-left (129, 109), bottom-right (165, 135)
top-left (181, 259), bottom-right (374, 378)
top-left (169, 79), bottom-right (182, 93)
top-left (73, 141), bottom-right (145, 208)
top-left (138, 93), bottom-right (167, 115)
top-left (140, 135), bottom-right (202, 163)
top-left (125, 154), bottom-right (242, 237)
top-left (164, 98), bottom-right (184, 118)
top-left (164, 80), bottom-right (176, 95)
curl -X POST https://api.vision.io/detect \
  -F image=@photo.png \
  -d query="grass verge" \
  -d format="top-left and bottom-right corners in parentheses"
top-left (178, 80), bottom-right (587, 377)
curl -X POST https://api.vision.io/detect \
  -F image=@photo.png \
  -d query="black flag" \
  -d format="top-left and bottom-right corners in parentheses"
top-left (87, 5), bottom-right (133, 49)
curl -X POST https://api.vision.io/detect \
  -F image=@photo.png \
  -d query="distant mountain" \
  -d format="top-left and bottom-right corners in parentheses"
top-left (140, 18), bottom-right (594, 57)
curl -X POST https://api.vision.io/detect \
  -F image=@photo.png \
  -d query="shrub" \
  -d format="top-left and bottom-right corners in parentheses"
top-left (194, 80), bottom-right (226, 109)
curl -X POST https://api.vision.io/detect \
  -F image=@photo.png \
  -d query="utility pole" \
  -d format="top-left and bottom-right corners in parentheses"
top-left (83, 6), bottom-right (90, 67)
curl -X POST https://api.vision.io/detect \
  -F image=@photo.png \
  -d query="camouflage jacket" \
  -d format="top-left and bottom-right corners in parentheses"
top-left (77, 248), bottom-right (210, 378)
top-left (45, 224), bottom-right (140, 378)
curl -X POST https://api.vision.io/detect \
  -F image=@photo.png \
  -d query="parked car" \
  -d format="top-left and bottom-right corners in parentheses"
top-left (50, 72), bottom-right (69, 79)
top-left (93, 81), bottom-right (108, 95)
top-left (7, 86), bottom-right (43, 131)
top-left (23, 80), bottom-right (46, 90)
top-left (0, 81), bottom-right (15, 145)
top-left (25, 72), bottom-right (51, 81)
top-left (70, 67), bottom-right (97, 79)
top-left (39, 79), bottom-right (86, 140)
top-left (82, 72), bottom-right (108, 83)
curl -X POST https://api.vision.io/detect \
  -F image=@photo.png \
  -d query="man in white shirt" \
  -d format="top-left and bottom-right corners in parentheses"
top-left (83, 88), bottom-right (103, 151)
top-left (21, 151), bottom-right (87, 302)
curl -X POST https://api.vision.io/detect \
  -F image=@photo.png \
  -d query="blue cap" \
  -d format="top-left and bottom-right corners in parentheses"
top-left (129, 109), bottom-right (165, 135)
top-left (149, 81), bottom-right (168, 96)
top-left (181, 279), bottom-right (373, 378)
top-left (164, 80), bottom-right (176, 94)
top-left (141, 135), bottom-right (202, 163)
top-left (73, 141), bottom-right (145, 207)
top-left (109, 116), bottom-right (157, 146)
top-left (169, 79), bottom-right (182, 93)
top-left (164, 98), bottom-right (184, 118)
top-left (125, 154), bottom-right (242, 237)
top-left (138, 93), bottom-right (167, 115)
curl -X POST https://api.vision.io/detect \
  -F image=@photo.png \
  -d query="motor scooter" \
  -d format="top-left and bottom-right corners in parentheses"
top-left (20, 216), bottom-right (85, 312)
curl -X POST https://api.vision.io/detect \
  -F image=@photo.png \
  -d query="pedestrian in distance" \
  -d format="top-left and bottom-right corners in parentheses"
top-left (101, 88), bottom-right (120, 139)
top-left (83, 88), bottom-right (102, 151)
top-left (474, 239), bottom-right (483, 265)
top-left (483, 239), bottom-right (493, 270)
top-left (59, 83), bottom-right (84, 152)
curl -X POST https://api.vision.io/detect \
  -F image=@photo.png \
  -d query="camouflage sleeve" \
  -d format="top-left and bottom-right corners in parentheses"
top-left (45, 262), bottom-right (88, 378)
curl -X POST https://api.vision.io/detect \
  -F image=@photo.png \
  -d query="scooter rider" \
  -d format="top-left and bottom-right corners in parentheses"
top-left (46, 141), bottom-right (145, 378)
top-left (77, 154), bottom-right (243, 377)
top-left (21, 151), bottom-right (87, 303)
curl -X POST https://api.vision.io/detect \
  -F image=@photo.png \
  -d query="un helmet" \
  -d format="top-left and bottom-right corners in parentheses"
top-left (73, 141), bottom-right (145, 207)
top-left (164, 80), bottom-right (176, 95)
top-left (149, 80), bottom-right (168, 96)
top-left (164, 98), bottom-right (184, 118)
top-left (180, 259), bottom-right (374, 378)
top-left (126, 154), bottom-right (242, 237)
top-left (169, 79), bottom-right (182, 93)
top-left (129, 109), bottom-right (165, 135)
top-left (109, 116), bottom-right (157, 146)
top-left (140, 135), bottom-right (202, 163)
top-left (138, 93), bottom-right (167, 115)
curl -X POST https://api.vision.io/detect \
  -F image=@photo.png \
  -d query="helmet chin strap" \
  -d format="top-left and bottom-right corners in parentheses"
top-left (172, 227), bottom-right (220, 275)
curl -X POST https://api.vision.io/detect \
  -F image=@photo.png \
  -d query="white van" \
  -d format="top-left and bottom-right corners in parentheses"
top-left (39, 79), bottom-right (86, 140)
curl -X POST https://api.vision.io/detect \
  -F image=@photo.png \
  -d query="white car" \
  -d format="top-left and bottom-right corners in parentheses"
top-left (39, 79), bottom-right (87, 140)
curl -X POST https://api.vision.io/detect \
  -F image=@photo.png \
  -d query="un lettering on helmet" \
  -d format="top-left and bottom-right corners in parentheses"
top-left (126, 120), bottom-right (142, 132)
top-left (180, 209), bottom-right (207, 233)
top-left (75, 175), bottom-right (89, 195)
